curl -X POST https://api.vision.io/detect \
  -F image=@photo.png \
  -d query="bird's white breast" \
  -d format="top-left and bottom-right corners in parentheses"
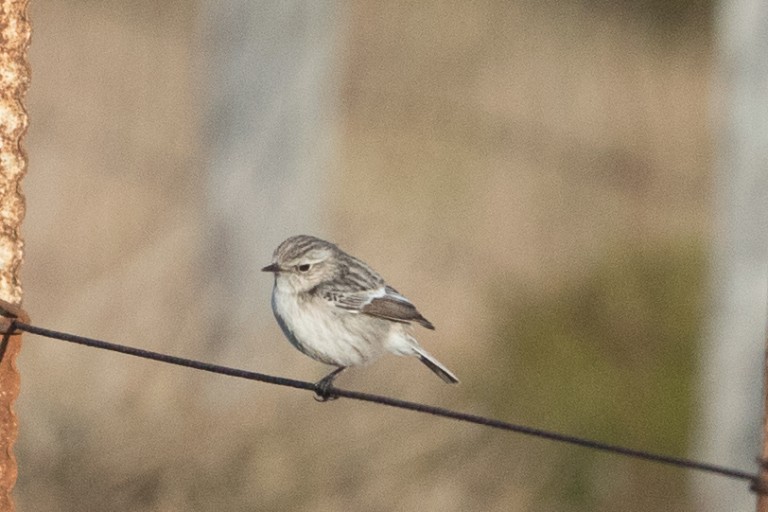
top-left (270, 279), bottom-right (388, 367)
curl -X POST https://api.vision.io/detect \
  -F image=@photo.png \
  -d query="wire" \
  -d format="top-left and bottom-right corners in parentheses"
top-left (4, 320), bottom-right (761, 489)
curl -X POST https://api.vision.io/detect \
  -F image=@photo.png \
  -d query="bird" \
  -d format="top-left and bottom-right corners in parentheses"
top-left (262, 235), bottom-right (458, 399)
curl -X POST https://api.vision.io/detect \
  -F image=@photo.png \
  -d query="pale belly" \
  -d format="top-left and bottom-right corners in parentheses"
top-left (271, 287), bottom-right (390, 367)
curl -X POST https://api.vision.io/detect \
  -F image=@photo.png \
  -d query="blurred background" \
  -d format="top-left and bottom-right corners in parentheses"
top-left (14, 0), bottom-right (768, 511)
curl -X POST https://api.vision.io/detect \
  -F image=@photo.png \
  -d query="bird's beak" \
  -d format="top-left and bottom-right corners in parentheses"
top-left (261, 263), bottom-right (280, 273)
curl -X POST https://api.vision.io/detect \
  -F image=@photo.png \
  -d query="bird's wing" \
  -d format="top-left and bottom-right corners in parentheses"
top-left (328, 286), bottom-right (435, 330)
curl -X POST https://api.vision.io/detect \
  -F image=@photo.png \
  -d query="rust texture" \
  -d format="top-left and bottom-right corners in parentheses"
top-left (0, 0), bottom-right (29, 510)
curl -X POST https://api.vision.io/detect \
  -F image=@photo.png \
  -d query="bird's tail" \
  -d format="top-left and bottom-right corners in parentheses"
top-left (413, 346), bottom-right (459, 384)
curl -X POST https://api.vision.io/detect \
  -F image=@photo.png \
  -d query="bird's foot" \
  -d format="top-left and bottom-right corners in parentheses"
top-left (313, 367), bottom-right (345, 402)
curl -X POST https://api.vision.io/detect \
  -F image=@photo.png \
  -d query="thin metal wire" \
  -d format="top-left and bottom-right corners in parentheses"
top-left (0, 320), bottom-right (15, 364)
top-left (10, 321), bottom-right (760, 487)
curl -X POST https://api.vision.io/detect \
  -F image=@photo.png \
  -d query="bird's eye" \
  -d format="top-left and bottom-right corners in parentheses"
top-left (297, 263), bottom-right (311, 272)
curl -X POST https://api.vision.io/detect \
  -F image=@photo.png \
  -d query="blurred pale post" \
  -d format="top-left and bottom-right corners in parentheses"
top-left (0, 0), bottom-right (30, 510)
top-left (198, 1), bottom-right (339, 371)
top-left (700, 1), bottom-right (768, 511)
top-left (761, 342), bottom-right (768, 511)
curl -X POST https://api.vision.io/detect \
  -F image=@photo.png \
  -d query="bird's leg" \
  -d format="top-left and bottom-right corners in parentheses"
top-left (314, 366), bottom-right (346, 402)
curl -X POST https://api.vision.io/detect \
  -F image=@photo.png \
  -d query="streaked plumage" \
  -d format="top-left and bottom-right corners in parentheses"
top-left (262, 235), bottom-right (458, 393)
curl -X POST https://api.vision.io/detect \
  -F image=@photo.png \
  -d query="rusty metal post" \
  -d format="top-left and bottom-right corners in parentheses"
top-left (0, 0), bottom-right (30, 511)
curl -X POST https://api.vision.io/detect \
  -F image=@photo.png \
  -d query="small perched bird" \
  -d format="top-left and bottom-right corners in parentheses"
top-left (262, 235), bottom-right (458, 398)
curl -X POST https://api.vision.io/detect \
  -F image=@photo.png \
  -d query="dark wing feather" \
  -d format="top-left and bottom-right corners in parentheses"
top-left (320, 281), bottom-right (435, 330)
top-left (361, 287), bottom-right (435, 329)
top-left (361, 296), bottom-right (434, 329)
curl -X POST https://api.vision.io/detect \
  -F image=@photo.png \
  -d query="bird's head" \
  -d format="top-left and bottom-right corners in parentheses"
top-left (262, 235), bottom-right (341, 293)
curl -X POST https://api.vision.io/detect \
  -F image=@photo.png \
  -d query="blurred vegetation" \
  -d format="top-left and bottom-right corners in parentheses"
top-left (21, 0), bottom-right (714, 510)
top-left (581, 0), bottom-right (713, 35)
top-left (483, 240), bottom-right (706, 511)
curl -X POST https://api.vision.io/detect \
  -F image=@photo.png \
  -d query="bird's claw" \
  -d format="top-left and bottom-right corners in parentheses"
top-left (313, 368), bottom-right (345, 402)
top-left (313, 376), bottom-right (339, 402)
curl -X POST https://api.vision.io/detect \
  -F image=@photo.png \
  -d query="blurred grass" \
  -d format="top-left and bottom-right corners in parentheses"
top-left (582, 0), bottom-right (713, 35)
top-left (335, 2), bottom-right (712, 509)
top-left (20, 0), bottom-right (715, 510)
top-left (484, 240), bottom-right (706, 511)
